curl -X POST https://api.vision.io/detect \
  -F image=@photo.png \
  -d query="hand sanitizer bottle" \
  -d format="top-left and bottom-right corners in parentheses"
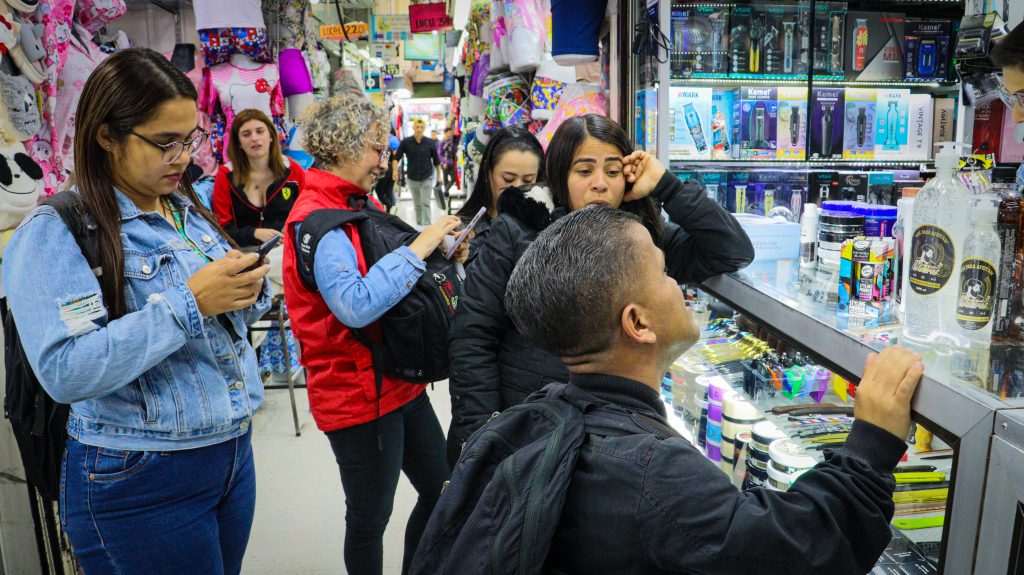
top-left (903, 142), bottom-right (972, 349)
top-left (955, 199), bottom-right (1001, 348)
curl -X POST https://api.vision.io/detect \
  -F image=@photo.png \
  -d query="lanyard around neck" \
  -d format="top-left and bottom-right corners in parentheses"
top-left (164, 197), bottom-right (212, 262)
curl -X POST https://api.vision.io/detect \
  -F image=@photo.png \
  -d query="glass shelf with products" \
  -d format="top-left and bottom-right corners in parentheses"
top-left (663, 309), bottom-right (966, 572)
top-left (665, 0), bottom-right (964, 171)
top-left (693, 270), bottom-right (1020, 572)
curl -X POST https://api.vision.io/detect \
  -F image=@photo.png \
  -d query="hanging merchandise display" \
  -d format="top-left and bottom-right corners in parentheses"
top-left (504, 0), bottom-right (546, 73)
top-left (531, 54), bottom-right (577, 121)
top-left (201, 55), bottom-right (286, 161)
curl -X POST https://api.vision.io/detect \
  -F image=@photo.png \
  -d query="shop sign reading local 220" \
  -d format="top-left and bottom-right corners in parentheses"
top-left (319, 22), bottom-right (369, 40)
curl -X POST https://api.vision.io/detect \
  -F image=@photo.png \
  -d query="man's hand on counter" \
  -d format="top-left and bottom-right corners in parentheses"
top-left (854, 347), bottom-right (925, 441)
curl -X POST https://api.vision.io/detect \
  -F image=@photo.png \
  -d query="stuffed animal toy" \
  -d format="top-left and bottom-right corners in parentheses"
top-left (0, 141), bottom-right (41, 230)
top-left (0, 70), bottom-right (40, 142)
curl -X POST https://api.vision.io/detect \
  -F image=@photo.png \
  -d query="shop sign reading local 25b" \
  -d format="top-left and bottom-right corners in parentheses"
top-left (408, 3), bottom-right (452, 33)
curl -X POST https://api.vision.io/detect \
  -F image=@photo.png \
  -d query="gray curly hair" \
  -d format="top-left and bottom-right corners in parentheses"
top-left (302, 95), bottom-right (389, 168)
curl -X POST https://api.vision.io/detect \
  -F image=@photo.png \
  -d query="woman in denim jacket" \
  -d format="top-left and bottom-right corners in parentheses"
top-left (3, 48), bottom-right (271, 574)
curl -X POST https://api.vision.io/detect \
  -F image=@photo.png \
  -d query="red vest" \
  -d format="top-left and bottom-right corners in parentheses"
top-left (283, 168), bottom-right (423, 432)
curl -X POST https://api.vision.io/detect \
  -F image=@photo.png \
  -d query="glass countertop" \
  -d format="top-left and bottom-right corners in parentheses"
top-left (702, 262), bottom-right (1024, 404)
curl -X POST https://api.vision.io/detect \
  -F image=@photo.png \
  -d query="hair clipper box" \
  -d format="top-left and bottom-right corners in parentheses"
top-left (740, 86), bottom-right (778, 159)
top-left (729, 5), bottom-right (765, 77)
top-left (843, 88), bottom-right (877, 160)
top-left (811, 171), bottom-right (840, 203)
top-left (763, 4), bottom-right (811, 77)
top-left (867, 171), bottom-right (897, 205)
top-left (810, 87), bottom-right (845, 159)
top-left (813, 2), bottom-right (847, 77)
top-left (908, 94), bottom-right (934, 161)
top-left (844, 11), bottom-right (905, 81)
top-left (904, 18), bottom-right (951, 81)
top-left (838, 171), bottom-right (869, 202)
top-left (636, 89), bottom-right (658, 154)
top-left (874, 89), bottom-right (910, 160)
top-left (972, 101), bottom-right (1003, 157)
top-left (672, 5), bottom-right (731, 78)
top-left (669, 87), bottom-right (714, 160)
top-left (728, 171), bottom-right (752, 213)
top-left (933, 97), bottom-right (956, 145)
top-left (711, 89), bottom-right (738, 159)
top-left (777, 87), bottom-right (808, 160)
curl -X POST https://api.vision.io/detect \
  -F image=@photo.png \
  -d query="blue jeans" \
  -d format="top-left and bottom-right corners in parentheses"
top-left (326, 392), bottom-right (449, 575)
top-left (61, 430), bottom-right (256, 574)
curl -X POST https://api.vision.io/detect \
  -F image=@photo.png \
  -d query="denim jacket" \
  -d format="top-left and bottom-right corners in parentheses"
top-left (3, 190), bottom-right (271, 451)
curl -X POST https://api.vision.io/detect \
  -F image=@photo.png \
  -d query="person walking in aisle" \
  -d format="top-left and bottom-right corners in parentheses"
top-left (992, 23), bottom-right (1024, 189)
top-left (3, 48), bottom-right (271, 574)
top-left (212, 108), bottom-right (305, 247)
top-left (282, 96), bottom-right (466, 575)
top-left (454, 125), bottom-right (544, 261)
top-left (446, 113), bottom-right (755, 467)
top-left (429, 206), bottom-right (925, 574)
top-left (440, 127), bottom-right (460, 198)
top-left (393, 119), bottom-right (443, 225)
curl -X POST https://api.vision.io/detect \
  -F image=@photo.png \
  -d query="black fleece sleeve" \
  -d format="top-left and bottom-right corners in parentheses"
top-left (226, 223), bottom-right (258, 247)
top-left (446, 217), bottom-right (517, 465)
top-left (641, 420), bottom-right (906, 574)
top-left (653, 171), bottom-right (755, 283)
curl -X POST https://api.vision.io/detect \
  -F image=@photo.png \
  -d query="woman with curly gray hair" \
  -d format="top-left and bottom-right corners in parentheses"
top-left (282, 96), bottom-right (463, 575)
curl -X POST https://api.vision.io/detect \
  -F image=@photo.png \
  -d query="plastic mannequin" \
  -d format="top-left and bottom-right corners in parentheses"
top-left (230, 52), bottom-right (261, 70)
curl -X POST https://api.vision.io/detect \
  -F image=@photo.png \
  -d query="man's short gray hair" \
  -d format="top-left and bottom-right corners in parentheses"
top-left (302, 95), bottom-right (389, 168)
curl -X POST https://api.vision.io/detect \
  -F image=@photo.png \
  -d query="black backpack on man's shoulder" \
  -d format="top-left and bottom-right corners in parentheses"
top-left (294, 194), bottom-right (463, 385)
top-left (3, 191), bottom-right (102, 502)
top-left (409, 383), bottom-right (587, 575)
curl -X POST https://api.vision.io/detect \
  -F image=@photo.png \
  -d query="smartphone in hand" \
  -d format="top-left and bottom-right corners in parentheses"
top-left (245, 235), bottom-right (282, 272)
top-left (444, 207), bottom-right (487, 260)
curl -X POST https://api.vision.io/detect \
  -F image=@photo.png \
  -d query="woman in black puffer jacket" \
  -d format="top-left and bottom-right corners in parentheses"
top-left (446, 114), bottom-right (755, 467)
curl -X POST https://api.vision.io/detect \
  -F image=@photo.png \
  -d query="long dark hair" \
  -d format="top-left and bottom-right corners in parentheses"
top-left (545, 115), bottom-right (665, 246)
top-left (457, 126), bottom-right (544, 220)
top-left (73, 47), bottom-right (232, 320)
top-left (227, 108), bottom-right (287, 186)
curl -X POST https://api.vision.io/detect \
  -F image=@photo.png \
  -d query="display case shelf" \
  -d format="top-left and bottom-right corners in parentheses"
top-left (670, 159), bottom-right (933, 169)
top-left (698, 271), bottom-right (1021, 573)
top-left (669, 77), bottom-right (960, 91)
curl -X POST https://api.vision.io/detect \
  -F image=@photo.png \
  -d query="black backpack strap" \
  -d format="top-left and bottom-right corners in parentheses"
top-left (41, 191), bottom-right (103, 276)
top-left (294, 208), bottom-right (371, 292)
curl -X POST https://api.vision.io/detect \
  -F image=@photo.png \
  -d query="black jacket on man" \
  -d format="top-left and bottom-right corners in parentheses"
top-left (545, 373), bottom-right (904, 574)
top-left (446, 172), bottom-right (756, 465)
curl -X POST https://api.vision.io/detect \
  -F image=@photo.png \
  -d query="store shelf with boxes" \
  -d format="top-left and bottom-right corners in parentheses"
top-left (625, 0), bottom-right (1024, 572)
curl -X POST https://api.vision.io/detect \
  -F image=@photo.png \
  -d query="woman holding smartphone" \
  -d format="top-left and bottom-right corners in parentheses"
top-left (3, 48), bottom-right (271, 574)
top-left (213, 108), bottom-right (305, 247)
top-left (446, 114), bottom-right (755, 467)
top-left (282, 95), bottom-right (467, 575)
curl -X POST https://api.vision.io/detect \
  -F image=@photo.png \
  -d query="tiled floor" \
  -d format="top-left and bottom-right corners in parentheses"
top-left (245, 190), bottom-right (458, 574)
top-left (245, 382), bottom-right (453, 575)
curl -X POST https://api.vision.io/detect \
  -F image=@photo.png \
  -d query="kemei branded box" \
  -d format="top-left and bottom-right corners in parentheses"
top-left (777, 87), bottom-right (808, 160)
top-left (740, 86), bottom-right (778, 159)
top-left (904, 18), bottom-right (951, 81)
top-left (810, 87), bottom-right (845, 159)
top-left (843, 88), bottom-right (877, 160)
top-left (844, 11), bottom-right (905, 81)
top-left (908, 94), bottom-right (934, 161)
top-left (874, 89), bottom-right (910, 161)
top-left (711, 89), bottom-right (738, 159)
top-left (932, 97), bottom-right (956, 145)
top-left (669, 87), bottom-right (714, 160)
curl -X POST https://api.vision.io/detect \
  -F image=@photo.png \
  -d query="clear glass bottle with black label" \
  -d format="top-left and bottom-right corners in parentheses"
top-left (903, 143), bottom-right (971, 349)
top-left (955, 200), bottom-right (1000, 349)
